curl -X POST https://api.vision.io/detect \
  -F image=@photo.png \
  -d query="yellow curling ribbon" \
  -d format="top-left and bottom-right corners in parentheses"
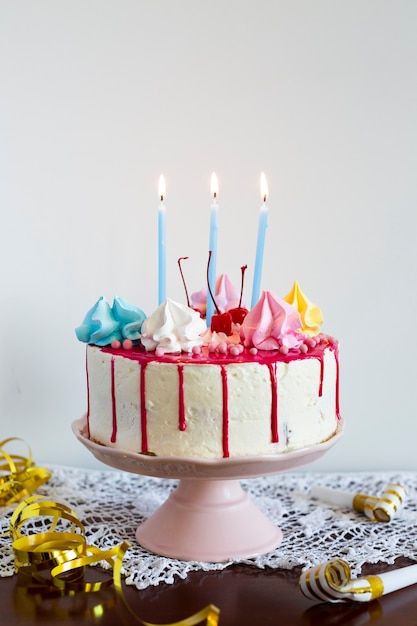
top-left (1, 439), bottom-right (220, 624)
top-left (0, 437), bottom-right (51, 506)
top-left (10, 497), bottom-right (219, 625)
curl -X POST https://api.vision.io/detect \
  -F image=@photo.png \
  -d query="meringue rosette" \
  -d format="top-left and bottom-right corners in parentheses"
top-left (191, 273), bottom-right (241, 316)
top-left (75, 297), bottom-right (121, 346)
top-left (140, 298), bottom-right (207, 353)
top-left (112, 296), bottom-right (147, 342)
top-left (283, 280), bottom-right (323, 337)
top-left (241, 290), bottom-right (304, 350)
top-left (75, 296), bottom-right (146, 346)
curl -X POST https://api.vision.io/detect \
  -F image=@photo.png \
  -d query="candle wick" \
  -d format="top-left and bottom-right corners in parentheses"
top-left (160, 195), bottom-right (164, 202)
top-left (213, 192), bottom-right (217, 200)
top-left (263, 195), bottom-right (267, 203)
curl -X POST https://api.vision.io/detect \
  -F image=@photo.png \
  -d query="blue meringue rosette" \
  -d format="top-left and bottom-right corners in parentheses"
top-left (112, 296), bottom-right (146, 342)
top-left (75, 296), bottom-right (147, 346)
top-left (75, 297), bottom-right (121, 345)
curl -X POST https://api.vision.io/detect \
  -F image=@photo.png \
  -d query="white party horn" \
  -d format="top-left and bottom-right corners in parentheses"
top-left (310, 483), bottom-right (406, 522)
top-left (360, 483), bottom-right (406, 522)
top-left (299, 558), bottom-right (417, 603)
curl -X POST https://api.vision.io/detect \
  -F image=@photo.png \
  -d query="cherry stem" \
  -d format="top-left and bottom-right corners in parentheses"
top-left (238, 264), bottom-right (247, 308)
top-left (207, 251), bottom-right (220, 315)
top-left (178, 256), bottom-right (191, 308)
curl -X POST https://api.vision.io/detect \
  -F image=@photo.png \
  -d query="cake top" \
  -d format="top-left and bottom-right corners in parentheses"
top-left (75, 279), bottom-right (328, 359)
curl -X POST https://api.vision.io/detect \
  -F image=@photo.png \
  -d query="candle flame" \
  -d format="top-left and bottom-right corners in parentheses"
top-left (260, 172), bottom-right (268, 203)
top-left (211, 172), bottom-right (219, 199)
top-left (158, 174), bottom-right (166, 202)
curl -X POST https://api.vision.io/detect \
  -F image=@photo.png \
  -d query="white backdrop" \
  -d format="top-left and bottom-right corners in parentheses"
top-left (1, 1), bottom-right (416, 471)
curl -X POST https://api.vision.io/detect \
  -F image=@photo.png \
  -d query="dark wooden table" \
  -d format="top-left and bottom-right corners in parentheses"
top-left (2, 558), bottom-right (417, 625)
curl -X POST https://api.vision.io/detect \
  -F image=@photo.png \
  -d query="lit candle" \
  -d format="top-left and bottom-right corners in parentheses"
top-left (206, 172), bottom-right (219, 326)
top-left (158, 174), bottom-right (166, 305)
top-left (251, 172), bottom-right (269, 308)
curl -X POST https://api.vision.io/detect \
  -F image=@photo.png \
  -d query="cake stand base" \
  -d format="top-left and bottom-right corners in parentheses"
top-left (72, 416), bottom-right (344, 562)
top-left (135, 478), bottom-right (282, 562)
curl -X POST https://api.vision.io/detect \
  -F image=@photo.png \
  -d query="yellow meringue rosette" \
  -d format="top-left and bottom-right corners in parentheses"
top-left (283, 281), bottom-right (323, 337)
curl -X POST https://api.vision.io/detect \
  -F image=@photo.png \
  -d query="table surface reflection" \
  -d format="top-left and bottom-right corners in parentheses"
top-left (2, 558), bottom-right (417, 626)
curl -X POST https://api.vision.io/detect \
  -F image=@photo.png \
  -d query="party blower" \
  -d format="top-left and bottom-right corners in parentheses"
top-left (299, 558), bottom-right (417, 603)
top-left (310, 482), bottom-right (406, 522)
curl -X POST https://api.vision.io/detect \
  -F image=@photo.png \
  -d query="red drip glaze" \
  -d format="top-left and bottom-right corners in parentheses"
top-left (266, 363), bottom-right (279, 443)
top-left (86, 349), bottom-right (91, 439)
top-left (100, 339), bottom-right (335, 368)
top-left (335, 346), bottom-right (341, 420)
top-left (110, 357), bottom-right (117, 443)
top-left (94, 336), bottom-right (341, 451)
top-left (318, 353), bottom-right (324, 397)
top-left (220, 365), bottom-right (230, 458)
top-left (178, 364), bottom-right (186, 431)
top-left (140, 362), bottom-right (149, 452)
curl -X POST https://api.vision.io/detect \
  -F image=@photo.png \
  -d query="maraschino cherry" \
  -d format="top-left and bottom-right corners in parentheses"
top-left (207, 251), bottom-right (233, 335)
top-left (228, 264), bottom-right (249, 324)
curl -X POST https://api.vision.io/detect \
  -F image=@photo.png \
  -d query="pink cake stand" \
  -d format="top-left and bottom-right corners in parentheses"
top-left (72, 416), bottom-right (344, 562)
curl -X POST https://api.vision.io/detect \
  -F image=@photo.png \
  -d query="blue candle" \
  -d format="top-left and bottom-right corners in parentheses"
top-left (251, 172), bottom-right (269, 308)
top-left (158, 174), bottom-right (166, 305)
top-left (206, 172), bottom-right (219, 326)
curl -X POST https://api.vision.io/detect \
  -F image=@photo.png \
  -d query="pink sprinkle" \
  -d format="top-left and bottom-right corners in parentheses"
top-left (300, 343), bottom-right (308, 353)
top-left (208, 342), bottom-right (217, 352)
top-left (123, 339), bottom-right (133, 350)
top-left (156, 347), bottom-right (165, 357)
top-left (328, 335), bottom-right (336, 345)
top-left (238, 344), bottom-right (244, 354)
top-left (306, 337), bottom-right (316, 348)
top-left (279, 345), bottom-right (289, 355)
top-left (218, 342), bottom-right (227, 354)
top-left (111, 340), bottom-right (121, 349)
top-left (229, 346), bottom-right (239, 356)
top-left (192, 345), bottom-right (201, 355)
top-left (249, 347), bottom-right (258, 355)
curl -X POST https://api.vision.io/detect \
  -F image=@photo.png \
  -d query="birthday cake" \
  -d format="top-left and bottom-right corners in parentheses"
top-left (75, 279), bottom-right (341, 459)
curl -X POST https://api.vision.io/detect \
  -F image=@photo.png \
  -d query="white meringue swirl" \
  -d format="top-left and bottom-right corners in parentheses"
top-left (140, 298), bottom-right (206, 353)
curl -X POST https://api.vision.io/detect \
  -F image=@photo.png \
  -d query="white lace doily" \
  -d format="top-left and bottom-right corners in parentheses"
top-left (1, 466), bottom-right (415, 589)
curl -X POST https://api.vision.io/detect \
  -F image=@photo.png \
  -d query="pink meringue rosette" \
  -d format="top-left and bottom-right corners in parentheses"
top-left (191, 274), bottom-right (240, 316)
top-left (241, 290), bottom-right (303, 350)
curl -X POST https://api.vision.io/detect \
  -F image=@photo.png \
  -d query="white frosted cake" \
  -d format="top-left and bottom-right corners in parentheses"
top-left (76, 281), bottom-right (341, 459)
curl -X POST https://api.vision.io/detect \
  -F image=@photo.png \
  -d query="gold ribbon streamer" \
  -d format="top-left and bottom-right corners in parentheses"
top-left (0, 438), bottom-right (51, 506)
top-left (9, 495), bottom-right (219, 625)
top-left (1, 439), bottom-right (219, 624)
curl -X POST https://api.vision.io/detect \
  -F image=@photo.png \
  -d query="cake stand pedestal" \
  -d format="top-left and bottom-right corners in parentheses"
top-left (72, 416), bottom-right (343, 562)
top-left (136, 478), bottom-right (282, 561)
